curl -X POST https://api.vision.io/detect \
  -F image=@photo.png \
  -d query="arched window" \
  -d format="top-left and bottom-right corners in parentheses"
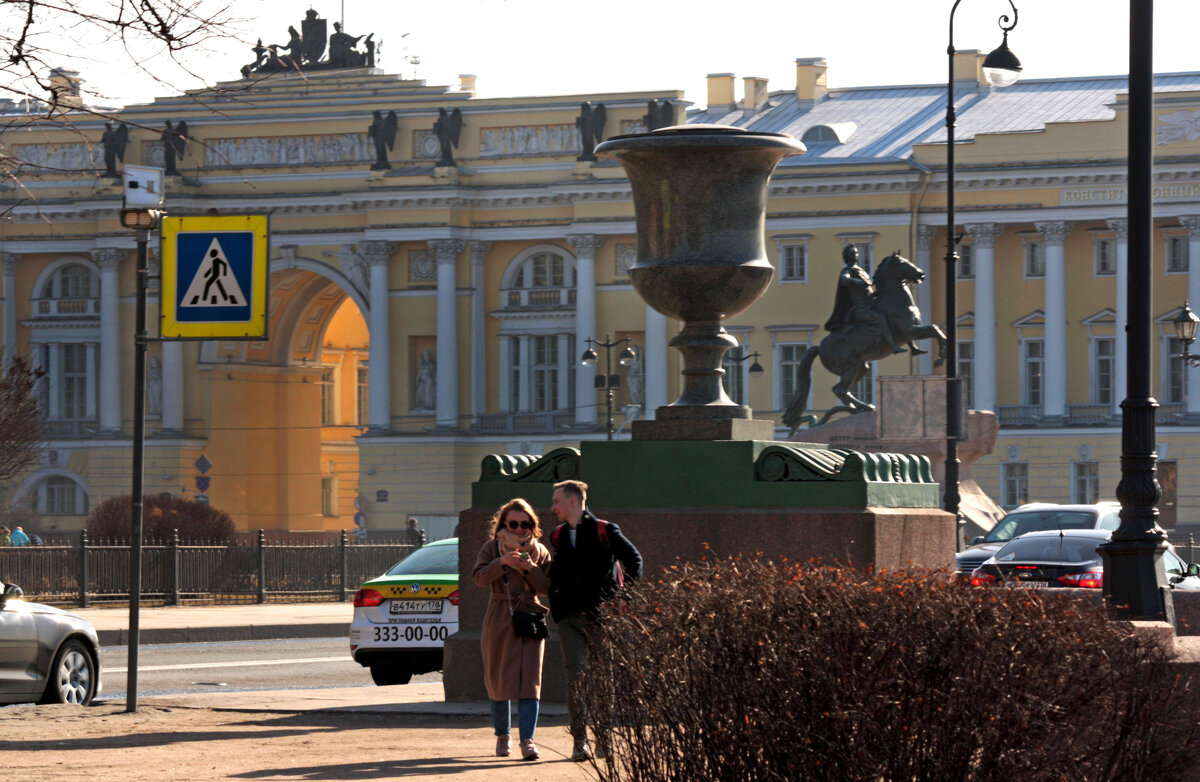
top-left (41, 264), bottom-right (96, 300)
top-left (31, 475), bottom-right (88, 516)
top-left (503, 251), bottom-right (576, 309)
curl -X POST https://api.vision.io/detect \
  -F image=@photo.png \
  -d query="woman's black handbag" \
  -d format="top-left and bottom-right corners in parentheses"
top-left (511, 609), bottom-right (549, 640)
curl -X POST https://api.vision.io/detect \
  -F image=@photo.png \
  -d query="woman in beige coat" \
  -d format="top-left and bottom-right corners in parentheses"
top-left (473, 497), bottom-right (552, 761)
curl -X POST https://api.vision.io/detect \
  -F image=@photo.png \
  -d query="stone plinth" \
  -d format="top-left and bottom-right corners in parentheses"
top-left (631, 416), bottom-right (775, 441)
top-left (443, 438), bottom-right (953, 702)
top-left (790, 376), bottom-right (1004, 546)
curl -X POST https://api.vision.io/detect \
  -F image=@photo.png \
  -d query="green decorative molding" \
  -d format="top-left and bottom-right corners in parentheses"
top-left (479, 447), bottom-right (580, 482)
top-left (755, 445), bottom-right (934, 484)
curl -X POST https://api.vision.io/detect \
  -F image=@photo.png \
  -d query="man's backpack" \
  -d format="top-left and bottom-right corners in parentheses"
top-left (551, 519), bottom-right (625, 589)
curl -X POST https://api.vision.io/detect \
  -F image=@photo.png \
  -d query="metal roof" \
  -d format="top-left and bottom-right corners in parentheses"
top-left (689, 73), bottom-right (1200, 166)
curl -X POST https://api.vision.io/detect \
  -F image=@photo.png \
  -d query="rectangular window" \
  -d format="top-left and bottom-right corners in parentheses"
top-left (1168, 236), bottom-right (1189, 273)
top-left (778, 343), bottom-right (808, 408)
top-left (43, 478), bottom-right (80, 515)
top-left (1094, 338), bottom-right (1116, 405)
top-left (1167, 337), bottom-right (1187, 404)
top-left (781, 245), bottom-right (807, 282)
top-left (320, 369), bottom-right (336, 425)
top-left (1072, 462), bottom-right (1100, 505)
top-left (60, 343), bottom-right (89, 420)
top-left (1002, 462), bottom-right (1029, 508)
top-left (958, 341), bottom-right (974, 409)
top-left (852, 367), bottom-right (874, 407)
top-left (1022, 340), bottom-right (1044, 406)
top-left (532, 335), bottom-right (558, 412)
top-left (851, 242), bottom-right (872, 274)
top-left (321, 477), bottom-right (335, 517)
top-left (356, 364), bottom-right (369, 426)
top-left (958, 244), bottom-right (974, 280)
top-left (1095, 238), bottom-right (1116, 276)
top-left (722, 346), bottom-right (747, 405)
top-left (1025, 241), bottom-right (1045, 277)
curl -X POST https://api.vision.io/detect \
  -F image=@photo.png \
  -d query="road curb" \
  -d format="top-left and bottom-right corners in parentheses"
top-left (98, 621), bottom-right (348, 646)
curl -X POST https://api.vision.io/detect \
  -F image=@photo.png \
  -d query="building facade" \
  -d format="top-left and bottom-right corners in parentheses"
top-left (3, 45), bottom-right (1200, 537)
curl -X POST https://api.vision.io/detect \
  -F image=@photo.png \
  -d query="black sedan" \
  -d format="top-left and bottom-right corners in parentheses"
top-left (970, 528), bottom-right (1200, 590)
top-left (0, 582), bottom-right (102, 705)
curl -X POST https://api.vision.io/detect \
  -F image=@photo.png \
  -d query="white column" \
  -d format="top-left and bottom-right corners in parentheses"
top-left (569, 234), bottom-right (602, 425)
top-left (469, 241), bottom-right (491, 424)
top-left (914, 226), bottom-right (937, 376)
top-left (498, 336), bottom-right (512, 412)
top-left (162, 340), bottom-right (184, 433)
top-left (359, 241), bottom-right (396, 432)
top-left (1107, 218), bottom-right (1128, 417)
top-left (430, 239), bottom-right (466, 429)
top-left (1182, 216), bottom-right (1200, 417)
top-left (1037, 221), bottom-right (1072, 420)
top-left (966, 223), bottom-right (1003, 413)
top-left (557, 334), bottom-right (571, 410)
top-left (645, 306), bottom-right (669, 417)
top-left (2, 253), bottom-right (17, 366)
top-left (517, 335), bottom-right (531, 412)
top-left (93, 248), bottom-right (124, 432)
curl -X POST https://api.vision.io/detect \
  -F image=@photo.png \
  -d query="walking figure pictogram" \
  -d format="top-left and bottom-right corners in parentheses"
top-left (180, 237), bottom-right (247, 308)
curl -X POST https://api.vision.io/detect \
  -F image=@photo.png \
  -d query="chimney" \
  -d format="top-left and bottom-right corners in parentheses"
top-left (953, 50), bottom-right (986, 86)
top-left (707, 73), bottom-right (736, 112)
top-left (743, 76), bottom-right (769, 112)
top-left (458, 74), bottom-right (476, 94)
top-left (48, 68), bottom-right (83, 109)
top-left (795, 58), bottom-right (827, 102)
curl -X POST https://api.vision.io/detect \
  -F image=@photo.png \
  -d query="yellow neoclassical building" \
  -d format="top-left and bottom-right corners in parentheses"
top-left (4, 31), bottom-right (1200, 538)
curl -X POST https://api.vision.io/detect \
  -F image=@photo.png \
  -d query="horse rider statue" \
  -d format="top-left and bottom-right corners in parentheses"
top-left (782, 249), bottom-right (947, 434)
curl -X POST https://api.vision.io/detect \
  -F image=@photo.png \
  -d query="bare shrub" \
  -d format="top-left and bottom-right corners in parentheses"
top-left (578, 558), bottom-right (1200, 782)
top-left (87, 494), bottom-right (234, 543)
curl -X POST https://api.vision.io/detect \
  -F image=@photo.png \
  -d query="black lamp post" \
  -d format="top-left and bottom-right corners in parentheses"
top-left (581, 334), bottom-right (636, 440)
top-left (1173, 301), bottom-right (1200, 365)
top-left (723, 350), bottom-right (764, 405)
top-left (1098, 0), bottom-right (1173, 624)
top-left (945, 0), bottom-right (1022, 552)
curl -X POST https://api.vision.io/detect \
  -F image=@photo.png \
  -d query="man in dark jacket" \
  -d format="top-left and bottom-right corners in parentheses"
top-left (548, 479), bottom-right (642, 761)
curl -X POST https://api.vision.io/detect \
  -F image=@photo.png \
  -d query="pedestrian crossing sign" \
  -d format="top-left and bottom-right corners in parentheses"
top-left (161, 215), bottom-right (270, 339)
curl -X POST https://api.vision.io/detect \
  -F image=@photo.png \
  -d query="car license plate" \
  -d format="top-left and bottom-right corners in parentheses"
top-left (390, 599), bottom-right (442, 614)
top-left (1014, 581), bottom-right (1047, 589)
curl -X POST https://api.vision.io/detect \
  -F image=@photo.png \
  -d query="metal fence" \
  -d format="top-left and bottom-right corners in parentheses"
top-left (0, 530), bottom-right (419, 608)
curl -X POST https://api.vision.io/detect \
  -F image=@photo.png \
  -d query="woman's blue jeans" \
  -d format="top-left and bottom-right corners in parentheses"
top-left (491, 698), bottom-right (540, 740)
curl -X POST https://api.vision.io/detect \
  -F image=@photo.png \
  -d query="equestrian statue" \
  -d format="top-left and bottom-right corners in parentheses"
top-left (782, 246), bottom-right (946, 434)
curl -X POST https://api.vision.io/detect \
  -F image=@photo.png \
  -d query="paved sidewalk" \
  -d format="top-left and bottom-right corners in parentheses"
top-left (76, 601), bottom-right (353, 645)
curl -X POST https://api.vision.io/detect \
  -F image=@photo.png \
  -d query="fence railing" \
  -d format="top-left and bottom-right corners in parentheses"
top-left (0, 529), bottom-right (420, 607)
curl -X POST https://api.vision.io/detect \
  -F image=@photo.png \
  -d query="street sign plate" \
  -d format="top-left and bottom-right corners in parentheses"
top-left (161, 215), bottom-right (269, 339)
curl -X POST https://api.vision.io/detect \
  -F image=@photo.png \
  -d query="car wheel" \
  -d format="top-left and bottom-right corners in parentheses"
top-left (370, 666), bottom-right (413, 686)
top-left (41, 639), bottom-right (97, 706)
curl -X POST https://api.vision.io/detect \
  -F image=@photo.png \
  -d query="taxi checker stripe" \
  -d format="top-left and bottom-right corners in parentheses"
top-left (378, 584), bottom-right (455, 598)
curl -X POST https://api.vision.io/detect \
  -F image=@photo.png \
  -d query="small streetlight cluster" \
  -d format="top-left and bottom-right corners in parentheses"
top-left (724, 350), bottom-right (764, 405)
top-left (581, 335), bottom-right (636, 440)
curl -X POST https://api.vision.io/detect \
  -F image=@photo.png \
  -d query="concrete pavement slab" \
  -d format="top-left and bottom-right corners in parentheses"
top-left (74, 601), bottom-right (353, 645)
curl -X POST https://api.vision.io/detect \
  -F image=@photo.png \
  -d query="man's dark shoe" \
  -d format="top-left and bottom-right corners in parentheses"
top-left (571, 741), bottom-right (593, 762)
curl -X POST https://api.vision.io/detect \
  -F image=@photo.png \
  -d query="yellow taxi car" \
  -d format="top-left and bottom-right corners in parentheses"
top-left (349, 538), bottom-right (458, 685)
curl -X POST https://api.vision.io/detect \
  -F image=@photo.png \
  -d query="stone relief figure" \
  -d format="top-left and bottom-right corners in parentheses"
top-left (433, 108), bottom-right (463, 167)
top-left (413, 349), bottom-right (436, 411)
top-left (336, 245), bottom-right (369, 296)
top-left (100, 121), bottom-right (128, 178)
top-left (367, 110), bottom-right (398, 170)
top-left (147, 357), bottom-right (162, 417)
top-left (576, 101), bottom-right (607, 161)
top-left (162, 120), bottom-right (188, 176)
top-left (782, 250), bottom-right (946, 433)
top-left (328, 22), bottom-right (373, 68)
top-left (240, 39), bottom-right (269, 79)
top-left (642, 99), bottom-right (675, 132)
top-left (624, 347), bottom-right (645, 407)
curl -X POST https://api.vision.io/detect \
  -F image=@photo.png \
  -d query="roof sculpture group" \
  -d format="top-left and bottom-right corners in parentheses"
top-left (241, 10), bottom-right (375, 79)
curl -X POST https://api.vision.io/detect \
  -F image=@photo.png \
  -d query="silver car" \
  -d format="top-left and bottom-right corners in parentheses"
top-left (0, 582), bottom-right (102, 706)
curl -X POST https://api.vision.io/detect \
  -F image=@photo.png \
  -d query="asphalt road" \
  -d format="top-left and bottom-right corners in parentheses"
top-left (97, 637), bottom-right (442, 700)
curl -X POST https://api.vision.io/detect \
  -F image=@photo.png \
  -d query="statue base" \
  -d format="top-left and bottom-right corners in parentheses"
top-left (367, 169), bottom-right (388, 183)
top-left (444, 437), bottom-right (952, 702)
top-left (632, 415), bottom-right (775, 441)
top-left (789, 376), bottom-right (1004, 544)
top-left (432, 166), bottom-right (459, 182)
top-left (572, 160), bottom-right (595, 179)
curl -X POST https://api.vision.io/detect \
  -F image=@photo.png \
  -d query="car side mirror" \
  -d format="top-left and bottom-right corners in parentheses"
top-left (969, 536), bottom-right (986, 546)
top-left (1, 583), bottom-right (23, 606)
top-left (1188, 563), bottom-right (1200, 578)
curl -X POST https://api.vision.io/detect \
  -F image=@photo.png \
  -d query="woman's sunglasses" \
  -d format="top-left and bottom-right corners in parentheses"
top-left (506, 520), bottom-right (535, 530)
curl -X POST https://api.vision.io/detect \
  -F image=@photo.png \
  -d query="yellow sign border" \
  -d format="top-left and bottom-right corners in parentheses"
top-left (161, 215), bottom-right (270, 340)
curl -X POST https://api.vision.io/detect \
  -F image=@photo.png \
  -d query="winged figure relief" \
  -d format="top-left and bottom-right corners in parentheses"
top-left (1158, 110), bottom-right (1200, 145)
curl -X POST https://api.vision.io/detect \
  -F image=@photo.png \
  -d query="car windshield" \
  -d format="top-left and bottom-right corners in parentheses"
top-left (994, 535), bottom-right (1101, 564)
top-left (984, 510), bottom-right (1098, 543)
top-left (385, 544), bottom-right (457, 576)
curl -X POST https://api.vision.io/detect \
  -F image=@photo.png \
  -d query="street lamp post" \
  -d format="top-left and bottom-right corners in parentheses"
top-left (581, 334), bottom-right (636, 440)
top-left (945, 0), bottom-right (1022, 552)
top-left (723, 350), bottom-right (765, 406)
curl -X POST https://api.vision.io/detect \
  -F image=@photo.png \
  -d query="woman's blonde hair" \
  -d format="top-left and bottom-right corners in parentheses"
top-left (488, 497), bottom-right (542, 540)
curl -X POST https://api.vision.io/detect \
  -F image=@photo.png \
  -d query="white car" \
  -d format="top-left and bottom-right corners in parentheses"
top-left (349, 538), bottom-right (459, 685)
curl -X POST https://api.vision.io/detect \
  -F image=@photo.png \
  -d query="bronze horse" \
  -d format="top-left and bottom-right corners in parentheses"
top-left (783, 251), bottom-right (946, 434)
